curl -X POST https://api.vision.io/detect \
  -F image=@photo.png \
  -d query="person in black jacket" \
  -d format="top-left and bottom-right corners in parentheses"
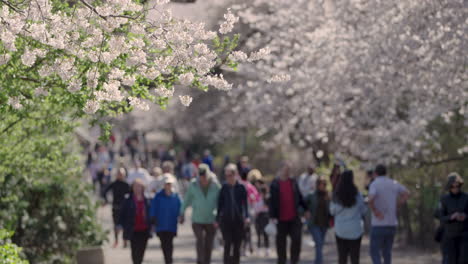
top-left (217, 163), bottom-right (249, 264)
top-left (103, 168), bottom-right (130, 248)
top-left (120, 179), bottom-right (152, 264)
top-left (269, 162), bottom-right (307, 264)
top-left (439, 172), bottom-right (468, 264)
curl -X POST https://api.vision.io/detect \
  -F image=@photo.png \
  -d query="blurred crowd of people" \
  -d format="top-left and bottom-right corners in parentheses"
top-left (85, 138), bottom-right (466, 264)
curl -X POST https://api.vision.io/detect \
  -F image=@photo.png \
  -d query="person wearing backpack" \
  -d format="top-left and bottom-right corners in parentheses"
top-left (330, 170), bottom-right (367, 264)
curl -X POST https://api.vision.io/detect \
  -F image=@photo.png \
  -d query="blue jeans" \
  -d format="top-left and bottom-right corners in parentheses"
top-left (370, 226), bottom-right (396, 264)
top-left (309, 226), bottom-right (327, 264)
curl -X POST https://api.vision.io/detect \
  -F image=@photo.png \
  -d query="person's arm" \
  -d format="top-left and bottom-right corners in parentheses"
top-left (329, 200), bottom-right (338, 216)
top-left (216, 186), bottom-right (224, 224)
top-left (181, 184), bottom-right (193, 217)
top-left (269, 182), bottom-right (278, 221)
top-left (368, 184), bottom-right (383, 220)
top-left (359, 193), bottom-right (368, 216)
top-left (150, 196), bottom-right (158, 226)
top-left (397, 183), bottom-right (410, 207)
top-left (241, 186), bottom-right (249, 221)
top-left (102, 182), bottom-right (114, 204)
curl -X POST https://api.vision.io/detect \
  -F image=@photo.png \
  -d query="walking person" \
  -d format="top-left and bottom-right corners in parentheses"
top-left (180, 164), bottom-right (221, 264)
top-left (103, 168), bottom-right (130, 248)
top-left (119, 179), bottom-right (152, 264)
top-left (217, 164), bottom-right (249, 264)
top-left (439, 172), bottom-right (468, 264)
top-left (270, 162), bottom-right (307, 264)
top-left (368, 164), bottom-right (410, 264)
top-left (254, 181), bottom-right (271, 256)
top-left (150, 174), bottom-right (182, 264)
top-left (298, 164), bottom-right (318, 199)
top-left (239, 167), bottom-right (260, 256)
top-left (330, 170), bottom-right (367, 264)
top-left (305, 176), bottom-right (331, 264)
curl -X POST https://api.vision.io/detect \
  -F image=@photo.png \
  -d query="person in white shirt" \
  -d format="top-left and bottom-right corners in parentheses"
top-left (148, 167), bottom-right (164, 197)
top-left (127, 160), bottom-right (152, 186)
top-left (298, 165), bottom-right (318, 199)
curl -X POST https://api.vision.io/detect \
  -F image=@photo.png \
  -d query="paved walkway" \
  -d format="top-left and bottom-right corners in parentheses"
top-left (97, 205), bottom-right (441, 264)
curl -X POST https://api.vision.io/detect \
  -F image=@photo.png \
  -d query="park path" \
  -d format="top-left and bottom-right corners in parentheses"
top-left (97, 205), bottom-right (441, 264)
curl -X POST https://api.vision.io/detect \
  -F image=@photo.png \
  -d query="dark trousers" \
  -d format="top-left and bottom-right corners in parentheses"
top-left (444, 235), bottom-right (468, 264)
top-left (336, 235), bottom-right (362, 264)
top-left (277, 219), bottom-right (302, 264)
top-left (255, 212), bottom-right (270, 248)
top-left (158, 232), bottom-right (176, 264)
top-left (192, 223), bottom-right (216, 264)
top-left (130, 231), bottom-right (149, 264)
top-left (221, 222), bottom-right (244, 264)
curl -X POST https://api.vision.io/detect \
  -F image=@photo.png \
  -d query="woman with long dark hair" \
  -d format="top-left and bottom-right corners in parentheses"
top-left (330, 170), bottom-right (367, 264)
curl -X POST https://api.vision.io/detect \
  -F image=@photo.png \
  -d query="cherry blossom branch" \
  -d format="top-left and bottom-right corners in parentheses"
top-left (0, 0), bottom-right (22, 13)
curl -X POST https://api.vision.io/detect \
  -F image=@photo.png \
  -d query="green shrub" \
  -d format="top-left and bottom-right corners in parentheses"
top-left (0, 230), bottom-right (28, 264)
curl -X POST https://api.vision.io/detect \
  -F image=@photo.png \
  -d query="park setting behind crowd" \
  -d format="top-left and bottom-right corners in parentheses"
top-left (85, 136), bottom-right (466, 264)
top-left (0, 0), bottom-right (466, 264)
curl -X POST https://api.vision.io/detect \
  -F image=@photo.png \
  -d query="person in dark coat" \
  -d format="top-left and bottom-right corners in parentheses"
top-left (439, 172), bottom-right (468, 264)
top-left (217, 163), bottom-right (249, 264)
top-left (269, 162), bottom-right (307, 264)
top-left (119, 179), bottom-right (152, 264)
top-left (103, 168), bottom-right (130, 248)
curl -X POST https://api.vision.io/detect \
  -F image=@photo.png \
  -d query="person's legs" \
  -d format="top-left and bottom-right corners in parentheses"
top-left (370, 227), bottom-right (383, 264)
top-left (336, 235), bottom-right (348, 264)
top-left (221, 227), bottom-right (233, 264)
top-left (290, 219), bottom-right (302, 264)
top-left (204, 224), bottom-right (216, 264)
top-left (158, 232), bottom-right (175, 264)
top-left (192, 223), bottom-right (204, 264)
top-left (131, 231), bottom-right (149, 264)
top-left (381, 227), bottom-right (396, 264)
top-left (255, 217), bottom-right (263, 248)
top-left (232, 224), bottom-right (245, 264)
top-left (349, 237), bottom-right (362, 264)
top-left (276, 221), bottom-right (289, 264)
top-left (310, 225), bottom-right (325, 264)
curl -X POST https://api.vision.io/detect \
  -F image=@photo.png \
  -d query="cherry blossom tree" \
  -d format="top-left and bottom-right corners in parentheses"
top-left (0, 0), bottom-right (268, 127)
top-left (206, 0), bottom-right (467, 165)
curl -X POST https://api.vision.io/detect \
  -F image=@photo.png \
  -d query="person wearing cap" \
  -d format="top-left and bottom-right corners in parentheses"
top-left (180, 164), bottom-right (221, 264)
top-left (439, 172), bottom-right (468, 264)
top-left (150, 174), bottom-right (182, 264)
top-left (217, 163), bottom-right (249, 264)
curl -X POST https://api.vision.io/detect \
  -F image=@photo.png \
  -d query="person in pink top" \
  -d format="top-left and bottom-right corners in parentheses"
top-left (239, 167), bottom-right (260, 256)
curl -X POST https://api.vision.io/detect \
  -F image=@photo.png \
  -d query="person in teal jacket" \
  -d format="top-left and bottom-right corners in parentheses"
top-left (180, 164), bottom-right (221, 264)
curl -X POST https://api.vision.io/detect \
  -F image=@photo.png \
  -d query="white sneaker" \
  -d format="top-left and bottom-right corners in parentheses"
top-left (307, 239), bottom-right (315, 247)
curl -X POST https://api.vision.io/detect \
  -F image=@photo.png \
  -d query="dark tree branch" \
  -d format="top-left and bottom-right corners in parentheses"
top-left (418, 153), bottom-right (468, 168)
top-left (0, 0), bottom-right (22, 13)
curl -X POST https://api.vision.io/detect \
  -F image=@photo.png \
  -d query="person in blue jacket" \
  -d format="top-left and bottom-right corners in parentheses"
top-left (150, 174), bottom-right (182, 264)
top-left (119, 179), bottom-right (152, 264)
